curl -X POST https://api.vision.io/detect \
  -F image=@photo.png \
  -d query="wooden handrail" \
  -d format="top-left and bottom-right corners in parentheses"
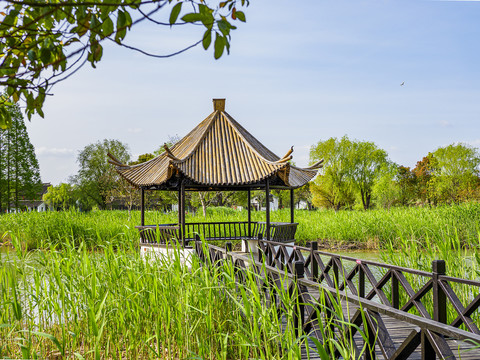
top-left (257, 239), bottom-right (480, 337)
top-left (137, 221), bottom-right (299, 244)
top-left (198, 241), bottom-right (480, 359)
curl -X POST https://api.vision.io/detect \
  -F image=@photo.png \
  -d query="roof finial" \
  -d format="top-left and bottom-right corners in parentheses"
top-left (213, 98), bottom-right (226, 111)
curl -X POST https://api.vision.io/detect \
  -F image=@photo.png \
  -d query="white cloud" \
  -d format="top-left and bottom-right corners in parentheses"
top-left (439, 120), bottom-right (451, 127)
top-left (36, 147), bottom-right (75, 156)
top-left (128, 128), bottom-right (143, 134)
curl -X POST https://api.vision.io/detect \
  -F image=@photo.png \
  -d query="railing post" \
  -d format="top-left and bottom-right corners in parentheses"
top-left (311, 241), bottom-right (318, 281)
top-left (195, 234), bottom-right (202, 261)
top-left (359, 263), bottom-right (365, 298)
top-left (225, 241), bottom-right (232, 263)
top-left (432, 260), bottom-right (447, 324)
top-left (332, 256), bottom-right (339, 287)
top-left (258, 233), bottom-right (264, 262)
top-left (267, 240), bottom-right (273, 266)
top-left (421, 329), bottom-right (435, 360)
top-left (293, 261), bottom-right (305, 336)
top-left (392, 271), bottom-right (399, 309)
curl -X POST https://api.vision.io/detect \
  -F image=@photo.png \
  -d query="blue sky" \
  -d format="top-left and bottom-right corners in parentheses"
top-left (23, 0), bottom-right (480, 185)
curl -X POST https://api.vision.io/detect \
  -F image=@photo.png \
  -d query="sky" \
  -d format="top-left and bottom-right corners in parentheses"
top-left (21, 0), bottom-right (480, 185)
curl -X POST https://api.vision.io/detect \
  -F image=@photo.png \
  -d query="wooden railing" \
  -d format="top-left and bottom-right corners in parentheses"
top-left (195, 239), bottom-right (480, 359)
top-left (135, 224), bottom-right (179, 244)
top-left (136, 221), bottom-right (298, 246)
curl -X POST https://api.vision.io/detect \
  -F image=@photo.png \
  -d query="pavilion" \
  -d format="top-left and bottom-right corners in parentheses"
top-left (108, 99), bottom-right (323, 250)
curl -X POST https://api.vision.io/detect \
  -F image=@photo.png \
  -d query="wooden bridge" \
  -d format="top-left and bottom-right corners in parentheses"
top-left (193, 238), bottom-right (480, 360)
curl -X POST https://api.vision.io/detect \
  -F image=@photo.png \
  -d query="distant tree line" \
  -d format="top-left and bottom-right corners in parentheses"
top-left (309, 136), bottom-right (480, 210)
top-left (44, 134), bottom-right (480, 215)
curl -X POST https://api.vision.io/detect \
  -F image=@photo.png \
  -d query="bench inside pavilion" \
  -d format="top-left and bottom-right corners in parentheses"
top-left (108, 99), bottom-right (323, 255)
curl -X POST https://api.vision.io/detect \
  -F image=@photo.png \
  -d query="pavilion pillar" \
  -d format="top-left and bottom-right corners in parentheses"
top-left (140, 188), bottom-right (145, 226)
top-left (247, 189), bottom-right (252, 238)
top-left (178, 185), bottom-right (182, 242)
top-left (180, 180), bottom-right (186, 247)
top-left (266, 179), bottom-right (270, 241)
top-left (290, 188), bottom-right (294, 224)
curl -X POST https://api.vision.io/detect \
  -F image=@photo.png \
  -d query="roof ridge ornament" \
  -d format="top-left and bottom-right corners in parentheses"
top-left (213, 98), bottom-right (225, 111)
top-left (107, 152), bottom-right (130, 169)
top-left (163, 143), bottom-right (181, 161)
top-left (304, 159), bottom-right (324, 170)
top-left (274, 146), bottom-right (294, 164)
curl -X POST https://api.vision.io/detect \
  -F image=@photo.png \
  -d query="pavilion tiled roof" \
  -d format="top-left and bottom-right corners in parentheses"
top-left (108, 99), bottom-right (323, 189)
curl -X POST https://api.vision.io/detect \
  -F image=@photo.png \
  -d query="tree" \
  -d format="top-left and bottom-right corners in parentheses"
top-left (43, 183), bottom-right (75, 210)
top-left (372, 162), bottom-right (400, 209)
top-left (190, 191), bottom-right (241, 217)
top-left (0, 104), bottom-right (41, 212)
top-left (310, 136), bottom-right (390, 210)
top-left (71, 139), bottom-right (130, 210)
top-left (413, 156), bottom-right (434, 205)
top-left (428, 143), bottom-right (480, 204)
top-left (0, 0), bottom-right (248, 127)
top-left (309, 136), bottom-right (355, 211)
top-left (396, 166), bottom-right (416, 206)
top-left (348, 140), bottom-right (389, 210)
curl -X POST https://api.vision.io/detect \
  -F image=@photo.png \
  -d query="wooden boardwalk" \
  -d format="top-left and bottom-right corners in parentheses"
top-left (198, 241), bottom-right (480, 360)
top-left (276, 288), bottom-right (480, 359)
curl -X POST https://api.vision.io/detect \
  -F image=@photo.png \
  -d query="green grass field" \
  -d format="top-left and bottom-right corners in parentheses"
top-left (2, 203), bottom-right (480, 250)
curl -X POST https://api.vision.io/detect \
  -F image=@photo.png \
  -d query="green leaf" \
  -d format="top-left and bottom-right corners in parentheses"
top-left (235, 11), bottom-right (246, 22)
top-left (31, 331), bottom-right (64, 355)
top-left (169, 3), bottom-right (182, 25)
top-left (37, 107), bottom-right (44, 118)
top-left (198, 4), bottom-right (209, 15)
top-left (124, 11), bottom-right (132, 29)
top-left (90, 14), bottom-right (100, 31)
top-left (77, 15), bottom-right (90, 37)
top-left (40, 48), bottom-right (51, 64)
top-left (117, 10), bottom-right (126, 29)
top-left (202, 29), bottom-right (212, 50)
top-left (214, 33), bottom-right (225, 59)
top-left (181, 13), bottom-right (203, 23)
top-left (27, 50), bottom-right (36, 62)
top-left (217, 19), bottom-right (230, 36)
top-left (115, 19), bottom-right (127, 44)
top-left (102, 17), bottom-right (114, 36)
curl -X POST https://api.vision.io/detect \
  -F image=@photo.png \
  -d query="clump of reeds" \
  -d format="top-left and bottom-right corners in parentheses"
top-left (0, 235), bottom-right (361, 359)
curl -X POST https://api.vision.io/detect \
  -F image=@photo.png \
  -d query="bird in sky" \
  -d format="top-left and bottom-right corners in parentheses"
top-left (400, 81), bottom-right (405, 86)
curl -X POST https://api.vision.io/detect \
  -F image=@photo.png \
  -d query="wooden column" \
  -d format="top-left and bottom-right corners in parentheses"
top-left (433, 260), bottom-right (447, 324)
top-left (266, 179), bottom-right (270, 241)
top-left (140, 188), bottom-right (145, 226)
top-left (290, 188), bottom-right (294, 224)
top-left (247, 189), bottom-right (252, 238)
top-left (180, 180), bottom-right (186, 247)
top-left (178, 186), bottom-right (182, 233)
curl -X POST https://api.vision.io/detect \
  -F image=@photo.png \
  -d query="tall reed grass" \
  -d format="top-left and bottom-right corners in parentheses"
top-left (0, 236), bottom-right (361, 359)
top-left (2, 202), bottom-right (480, 250)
